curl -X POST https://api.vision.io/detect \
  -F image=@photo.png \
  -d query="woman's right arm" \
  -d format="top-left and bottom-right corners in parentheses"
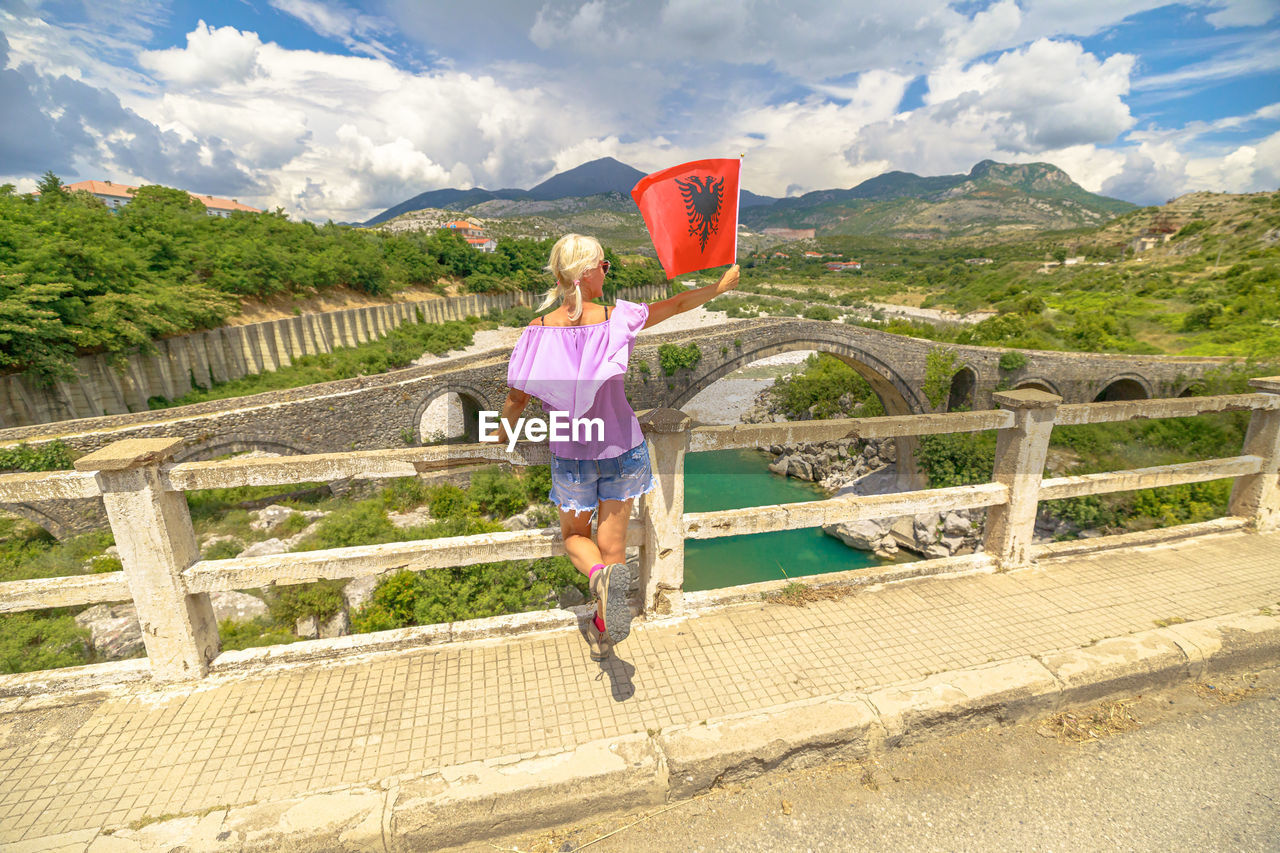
top-left (642, 264), bottom-right (739, 329)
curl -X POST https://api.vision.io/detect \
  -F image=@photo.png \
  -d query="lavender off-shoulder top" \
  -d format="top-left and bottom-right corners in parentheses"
top-left (506, 300), bottom-right (649, 460)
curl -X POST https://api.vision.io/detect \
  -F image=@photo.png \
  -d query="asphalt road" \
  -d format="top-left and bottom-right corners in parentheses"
top-left (477, 666), bottom-right (1280, 853)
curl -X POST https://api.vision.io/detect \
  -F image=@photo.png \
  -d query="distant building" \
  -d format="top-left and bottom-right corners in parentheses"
top-left (443, 219), bottom-right (496, 252)
top-left (762, 227), bottom-right (816, 241)
top-left (59, 180), bottom-right (260, 217)
top-left (964, 257), bottom-right (993, 265)
top-left (1130, 231), bottom-right (1172, 254)
top-left (824, 261), bottom-right (861, 272)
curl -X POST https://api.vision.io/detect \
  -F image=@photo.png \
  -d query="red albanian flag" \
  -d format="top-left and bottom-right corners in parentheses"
top-left (631, 158), bottom-right (741, 279)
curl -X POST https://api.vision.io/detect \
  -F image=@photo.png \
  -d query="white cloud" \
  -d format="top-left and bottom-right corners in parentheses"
top-left (850, 38), bottom-right (1135, 180)
top-left (945, 0), bottom-right (1023, 62)
top-left (1135, 29), bottom-right (1280, 91)
top-left (267, 0), bottom-right (396, 60)
top-left (139, 22), bottom-right (263, 88)
top-left (530, 0), bottom-right (615, 52)
top-left (1204, 0), bottom-right (1280, 28)
top-left (4, 1), bottom-right (1277, 223)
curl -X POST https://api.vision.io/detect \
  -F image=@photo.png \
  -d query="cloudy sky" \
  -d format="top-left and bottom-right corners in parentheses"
top-left (2, 0), bottom-right (1278, 222)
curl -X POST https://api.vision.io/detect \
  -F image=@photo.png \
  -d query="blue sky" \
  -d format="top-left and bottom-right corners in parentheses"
top-left (2, 0), bottom-right (1277, 222)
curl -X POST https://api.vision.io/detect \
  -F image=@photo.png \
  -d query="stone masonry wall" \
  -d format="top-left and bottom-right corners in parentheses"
top-left (0, 284), bottom-right (670, 428)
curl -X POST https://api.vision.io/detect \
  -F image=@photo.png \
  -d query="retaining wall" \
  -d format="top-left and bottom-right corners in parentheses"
top-left (0, 284), bottom-right (669, 428)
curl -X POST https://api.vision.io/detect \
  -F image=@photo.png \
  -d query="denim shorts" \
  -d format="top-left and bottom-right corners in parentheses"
top-left (549, 442), bottom-right (656, 514)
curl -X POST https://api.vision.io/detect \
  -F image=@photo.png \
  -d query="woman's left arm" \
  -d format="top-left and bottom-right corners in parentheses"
top-left (497, 388), bottom-right (530, 445)
top-left (643, 265), bottom-right (739, 329)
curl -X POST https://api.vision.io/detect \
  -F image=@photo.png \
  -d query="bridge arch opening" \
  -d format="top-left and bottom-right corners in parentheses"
top-left (1015, 378), bottom-right (1061, 397)
top-left (0, 504), bottom-right (71, 541)
top-left (418, 390), bottom-right (484, 443)
top-left (674, 343), bottom-right (925, 489)
top-left (1094, 377), bottom-right (1150, 402)
top-left (947, 367), bottom-right (977, 411)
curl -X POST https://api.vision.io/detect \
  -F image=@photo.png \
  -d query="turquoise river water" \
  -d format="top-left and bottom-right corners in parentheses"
top-left (682, 449), bottom-right (908, 592)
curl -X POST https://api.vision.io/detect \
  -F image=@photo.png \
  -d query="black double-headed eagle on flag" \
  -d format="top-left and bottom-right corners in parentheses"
top-left (674, 174), bottom-right (724, 252)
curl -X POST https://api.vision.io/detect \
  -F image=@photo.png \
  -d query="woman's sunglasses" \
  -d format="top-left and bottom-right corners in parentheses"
top-left (599, 260), bottom-right (611, 275)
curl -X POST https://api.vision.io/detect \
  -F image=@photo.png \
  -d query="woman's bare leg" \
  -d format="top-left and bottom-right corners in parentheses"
top-left (595, 499), bottom-right (632, 566)
top-left (559, 500), bottom-right (634, 623)
top-left (559, 508), bottom-right (601, 576)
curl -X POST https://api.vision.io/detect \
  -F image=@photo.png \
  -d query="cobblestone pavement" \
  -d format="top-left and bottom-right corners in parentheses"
top-left (1, 532), bottom-right (1277, 844)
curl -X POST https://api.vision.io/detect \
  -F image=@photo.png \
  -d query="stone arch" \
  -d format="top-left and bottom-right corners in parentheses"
top-left (1015, 377), bottom-right (1062, 397)
top-left (174, 432), bottom-right (319, 463)
top-left (413, 384), bottom-right (491, 444)
top-left (674, 337), bottom-right (924, 416)
top-left (673, 334), bottom-right (928, 489)
top-left (947, 366), bottom-right (977, 411)
top-left (0, 503), bottom-right (73, 540)
top-left (1094, 374), bottom-right (1151, 402)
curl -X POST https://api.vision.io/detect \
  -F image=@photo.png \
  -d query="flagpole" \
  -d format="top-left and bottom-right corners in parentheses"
top-left (734, 153), bottom-right (743, 265)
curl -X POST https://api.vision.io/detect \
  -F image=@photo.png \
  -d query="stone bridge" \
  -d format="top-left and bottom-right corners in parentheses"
top-left (0, 318), bottom-right (1239, 536)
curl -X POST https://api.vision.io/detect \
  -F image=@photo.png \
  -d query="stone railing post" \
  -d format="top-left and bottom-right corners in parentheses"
top-left (982, 389), bottom-right (1061, 569)
top-left (638, 409), bottom-right (691, 616)
top-left (1229, 377), bottom-right (1280, 533)
top-left (74, 438), bottom-right (219, 681)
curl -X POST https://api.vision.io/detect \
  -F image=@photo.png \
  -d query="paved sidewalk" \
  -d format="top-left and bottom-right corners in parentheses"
top-left (1, 531), bottom-right (1278, 849)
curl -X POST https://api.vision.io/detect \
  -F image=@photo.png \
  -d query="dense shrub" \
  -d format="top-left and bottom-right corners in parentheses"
top-left (770, 353), bottom-right (883, 419)
top-left (0, 440), bottom-right (76, 472)
top-left (658, 342), bottom-right (702, 375)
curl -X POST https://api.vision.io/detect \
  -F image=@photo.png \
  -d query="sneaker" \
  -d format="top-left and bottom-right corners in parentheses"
top-left (586, 620), bottom-right (612, 661)
top-left (590, 562), bottom-right (633, 644)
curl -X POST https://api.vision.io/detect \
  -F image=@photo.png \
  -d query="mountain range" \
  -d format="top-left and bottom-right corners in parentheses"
top-left (365, 157), bottom-right (1136, 239)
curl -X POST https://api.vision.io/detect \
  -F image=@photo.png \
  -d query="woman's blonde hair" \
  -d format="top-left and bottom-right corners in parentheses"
top-left (538, 233), bottom-right (603, 322)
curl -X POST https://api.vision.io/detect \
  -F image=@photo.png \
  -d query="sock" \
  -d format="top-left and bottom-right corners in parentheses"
top-left (588, 563), bottom-right (604, 579)
top-left (594, 614), bottom-right (606, 633)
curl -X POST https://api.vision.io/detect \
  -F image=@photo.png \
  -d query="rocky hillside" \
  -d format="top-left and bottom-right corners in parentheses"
top-left (1080, 189), bottom-right (1280, 258)
top-left (369, 158), bottom-right (1137, 244)
top-left (740, 161), bottom-right (1134, 238)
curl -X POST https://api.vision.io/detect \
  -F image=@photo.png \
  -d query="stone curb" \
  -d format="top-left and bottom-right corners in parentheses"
top-left (12, 608), bottom-right (1280, 853)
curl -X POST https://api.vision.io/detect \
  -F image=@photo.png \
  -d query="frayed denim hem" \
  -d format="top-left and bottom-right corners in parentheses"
top-left (549, 496), bottom-right (599, 515)
top-left (549, 474), bottom-right (657, 515)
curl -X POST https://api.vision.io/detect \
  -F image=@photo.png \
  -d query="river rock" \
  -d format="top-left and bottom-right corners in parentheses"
top-left (874, 535), bottom-right (899, 558)
top-left (824, 519), bottom-right (891, 551)
top-left (557, 585), bottom-right (586, 608)
top-left (787, 458), bottom-right (814, 480)
top-left (913, 513), bottom-right (941, 545)
top-left (942, 512), bottom-right (972, 537)
top-left (344, 574), bottom-right (383, 612)
top-left (200, 533), bottom-right (243, 555)
top-left (75, 603), bottom-right (143, 659)
top-left (239, 538), bottom-right (290, 558)
top-left (296, 610), bottom-right (350, 639)
top-left (768, 455), bottom-right (792, 475)
top-left (923, 542), bottom-right (951, 559)
top-left (250, 505), bottom-right (328, 531)
top-left (210, 591), bottom-right (268, 623)
top-left (503, 510), bottom-right (539, 531)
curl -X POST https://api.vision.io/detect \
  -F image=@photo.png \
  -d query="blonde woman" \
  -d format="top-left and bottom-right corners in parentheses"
top-left (500, 234), bottom-right (739, 660)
